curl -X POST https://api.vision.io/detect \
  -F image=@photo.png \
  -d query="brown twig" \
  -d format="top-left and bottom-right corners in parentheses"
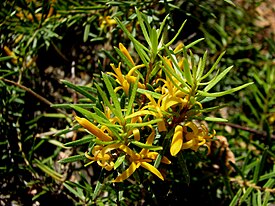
top-left (230, 177), bottom-right (275, 193)
top-left (1, 78), bottom-right (68, 116)
top-left (217, 122), bottom-right (275, 139)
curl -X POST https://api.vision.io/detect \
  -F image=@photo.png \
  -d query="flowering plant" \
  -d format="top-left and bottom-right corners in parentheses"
top-left (59, 9), bottom-right (252, 187)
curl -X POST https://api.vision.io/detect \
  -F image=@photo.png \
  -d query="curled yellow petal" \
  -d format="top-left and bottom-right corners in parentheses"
top-left (163, 56), bottom-right (173, 69)
top-left (4, 46), bottom-right (18, 64)
top-left (105, 16), bottom-right (117, 26)
top-left (170, 125), bottom-right (183, 156)
top-left (119, 43), bottom-right (135, 66)
top-left (146, 152), bottom-right (171, 164)
top-left (181, 139), bottom-right (194, 150)
top-left (113, 162), bottom-right (138, 182)
top-left (185, 122), bottom-right (199, 134)
top-left (140, 162), bottom-right (164, 181)
top-left (174, 42), bottom-right (184, 53)
top-left (157, 120), bottom-right (167, 132)
top-left (161, 156), bottom-right (171, 164)
top-left (118, 144), bottom-right (136, 157)
top-left (132, 128), bottom-right (140, 141)
top-left (128, 64), bottom-right (146, 76)
top-left (75, 116), bottom-right (112, 141)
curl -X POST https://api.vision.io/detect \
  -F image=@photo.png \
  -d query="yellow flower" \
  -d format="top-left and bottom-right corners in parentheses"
top-left (119, 43), bottom-right (135, 66)
top-left (113, 132), bottom-right (170, 182)
top-left (126, 92), bottom-right (167, 132)
top-left (99, 16), bottom-right (117, 29)
top-left (3, 46), bottom-right (18, 64)
top-left (170, 125), bottom-right (184, 156)
top-left (85, 145), bottom-right (115, 171)
top-left (157, 77), bottom-right (189, 111)
top-left (108, 63), bottom-right (145, 95)
top-left (170, 122), bottom-right (215, 156)
top-left (75, 116), bottom-right (112, 141)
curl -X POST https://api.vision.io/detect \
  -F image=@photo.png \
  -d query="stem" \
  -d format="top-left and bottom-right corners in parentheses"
top-left (217, 122), bottom-right (275, 139)
top-left (1, 78), bottom-right (68, 116)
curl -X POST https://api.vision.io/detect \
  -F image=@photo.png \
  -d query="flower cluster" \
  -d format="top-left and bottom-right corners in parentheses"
top-left (67, 10), bottom-right (252, 183)
top-left (74, 43), bottom-right (215, 182)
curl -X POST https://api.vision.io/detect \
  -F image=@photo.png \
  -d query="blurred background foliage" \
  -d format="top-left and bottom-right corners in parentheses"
top-left (0, 0), bottom-right (274, 205)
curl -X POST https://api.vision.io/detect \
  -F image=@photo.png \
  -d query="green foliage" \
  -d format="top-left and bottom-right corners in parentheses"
top-left (1, 0), bottom-right (274, 205)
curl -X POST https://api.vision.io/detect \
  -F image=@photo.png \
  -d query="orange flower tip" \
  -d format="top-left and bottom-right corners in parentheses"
top-left (170, 149), bottom-right (179, 157)
top-left (112, 179), bottom-right (120, 183)
top-left (158, 175), bottom-right (164, 181)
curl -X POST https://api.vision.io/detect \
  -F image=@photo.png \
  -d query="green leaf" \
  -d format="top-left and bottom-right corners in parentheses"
top-left (92, 139), bottom-right (120, 145)
top-left (259, 171), bottom-right (275, 181)
top-left (54, 125), bottom-right (81, 137)
top-left (157, 14), bottom-right (169, 40)
top-left (126, 118), bottom-right (163, 128)
top-left (0, 56), bottom-right (13, 61)
top-left (240, 187), bottom-right (254, 203)
top-left (253, 148), bottom-right (268, 184)
top-left (224, 0), bottom-right (236, 6)
top-left (203, 66), bottom-right (233, 92)
top-left (164, 46), bottom-right (189, 86)
top-left (197, 82), bottom-right (254, 97)
top-left (229, 189), bottom-right (242, 206)
top-left (51, 103), bottom-right (95, 109)
top-left (83, 24), bottom-right (90, 42)
top-left (200, 51), bottom-right (226, 81)
top-left (71, 105), bottom-right (120, 129)
top-left (197, 104), bottom-right (228, 113)
top-left (64, 136), bottom-right (93, 147)
top-left (183, 57), bottom-right (193, 86)
top-left (160, 55), bottom-right (190, 93)
top-left (201, 116), bottom-right (228, 122)
top-left (70, 105), bottom-right (95, 120)
top-left (131, 141), bottom-right (163, 151)
top-left (48, 139), bottom-right (69, 149)
top-left (93, 169), bottom-right (104, 200)
top-left (102, 73), bottom-right (123, 121)
top-left (154, 129), bottom-right (174, 168)
top-left (185, 38), bottom-right (205, 50)
top-left (115, 17), bottom-right (150, 67)
top-left (126, 76), bottom-right (139, 117)
top-left (34, 159), bottom-right (63, 181)
top-left (58, 154), bottom-right (86, 164)
top-left (94, 83), bottom-right (123, 122)
top-left (150, 27), bottom-right (158, 57)
top-left (198, 50), bottom-right (208, 79)
top-left (137, 88), bottom-right (161, 99)
top-left (114, 155), bottom-right (125, 170)
top-left (61, 80), bottom-right (96, 102)
top-left (135, 8), bottom-right (151, 48)
top-left (63, 181), bottom-right (84, 199)
top-left (165, 20), bottom-right (187, 48)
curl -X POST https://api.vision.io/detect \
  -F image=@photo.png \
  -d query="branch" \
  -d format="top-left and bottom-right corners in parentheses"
top-left (217, 122), bottom-right (275, 139)
top-left (1, 78), bottom-right (68, 116)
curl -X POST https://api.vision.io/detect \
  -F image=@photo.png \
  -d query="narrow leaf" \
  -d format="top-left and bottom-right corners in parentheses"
top-left (64, 136), bottom-right (93, 147)
top-left (165, 20), bottom-right (187, 47)
top-left (83, 24), bottom-right (90, 42)
top-left (203, 66), bottom-right (233, 92)
top-left (126, 76), bottom-right (139, 116)
top-left (102, 73), bottom-right (123, 120)
top-left (197, 82), bottom-right (254, 97)
top-left (200, 51), bottom-right (226, 81)
top-left (59, 154), bottom-right (86, 164)
top-left (63, 182), bottom-right (84, 199)
top-left (131, 141), bottom-right (163, 151)
top-left (114, 155), bottom-right (126, 170)
top-left (61, 80), bottom-right (96, 102)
